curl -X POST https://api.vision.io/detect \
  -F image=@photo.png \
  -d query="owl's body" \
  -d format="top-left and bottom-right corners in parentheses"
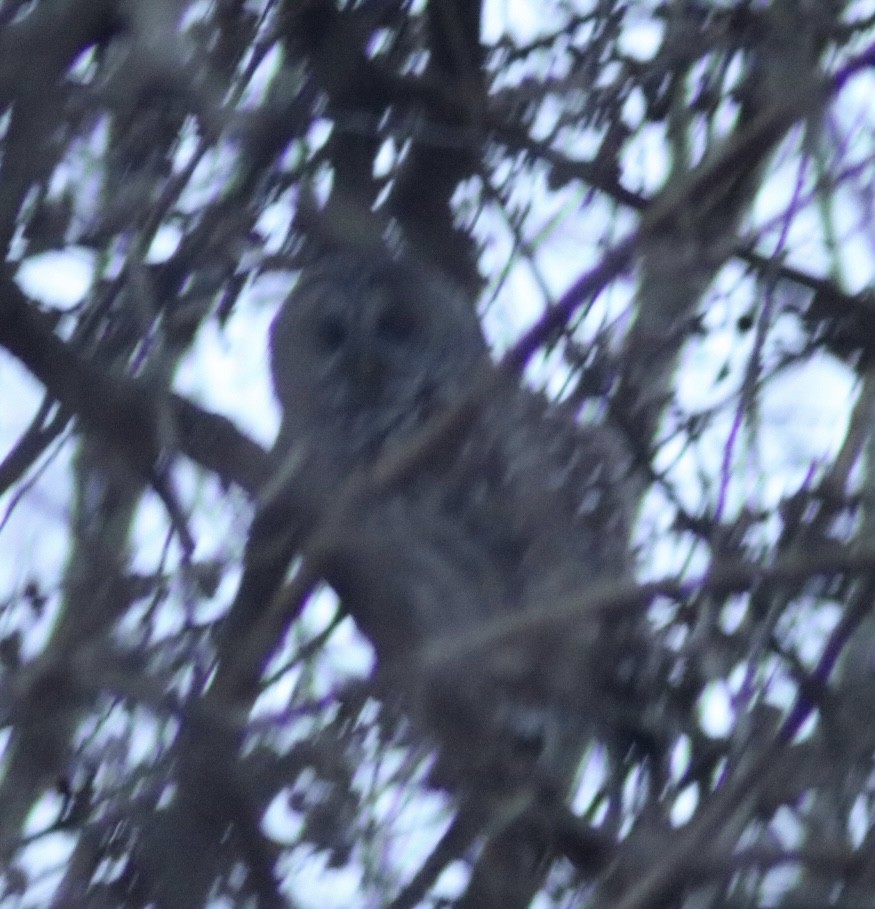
top-left (267, 252), bottom-right (633, 908)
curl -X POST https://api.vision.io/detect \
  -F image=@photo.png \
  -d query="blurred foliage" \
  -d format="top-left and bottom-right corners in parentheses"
top-left (0, 1), bottom-right (874, 908)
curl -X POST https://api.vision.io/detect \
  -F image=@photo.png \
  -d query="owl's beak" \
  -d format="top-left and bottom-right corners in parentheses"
top-left (349, 346), bottom-right (384, 396)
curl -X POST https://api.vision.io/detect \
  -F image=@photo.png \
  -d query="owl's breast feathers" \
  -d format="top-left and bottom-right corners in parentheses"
top-left (266, 251), bottom-right (641, 806)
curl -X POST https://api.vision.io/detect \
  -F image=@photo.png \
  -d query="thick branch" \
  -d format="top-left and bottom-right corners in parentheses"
top-left (0, 273), bottom-right (270, 495)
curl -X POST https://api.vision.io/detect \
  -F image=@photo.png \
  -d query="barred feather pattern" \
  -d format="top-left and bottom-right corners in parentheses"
top-left (267, 251), bottom-right (638, 909)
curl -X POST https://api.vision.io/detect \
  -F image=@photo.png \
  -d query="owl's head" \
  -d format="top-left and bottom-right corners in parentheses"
top-left (270, 253), bottom-right (488, 462)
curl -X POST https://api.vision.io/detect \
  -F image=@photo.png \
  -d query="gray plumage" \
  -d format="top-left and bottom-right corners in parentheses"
top-left (269, 251), bottom-right (634, 908)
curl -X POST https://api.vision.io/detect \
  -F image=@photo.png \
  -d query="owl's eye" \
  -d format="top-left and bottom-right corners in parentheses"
top-left (376, 305), bottom-right (416, 344)
top-left (315, 315), bottom-right (347, 351)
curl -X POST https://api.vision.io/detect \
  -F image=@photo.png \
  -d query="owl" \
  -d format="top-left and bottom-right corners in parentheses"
top-left (266, 250), bottom-right (635, 908)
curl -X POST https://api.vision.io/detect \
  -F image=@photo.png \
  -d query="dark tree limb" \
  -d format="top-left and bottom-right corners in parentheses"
top-left (0, 272), bottom-right (270, 495)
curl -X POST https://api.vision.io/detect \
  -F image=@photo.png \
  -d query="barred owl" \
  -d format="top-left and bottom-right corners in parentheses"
top-left (268, 251), bottom-right (634, 908)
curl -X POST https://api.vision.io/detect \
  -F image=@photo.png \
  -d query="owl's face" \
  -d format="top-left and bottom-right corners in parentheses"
top-left (270, 255), bottom-right (487, 463)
